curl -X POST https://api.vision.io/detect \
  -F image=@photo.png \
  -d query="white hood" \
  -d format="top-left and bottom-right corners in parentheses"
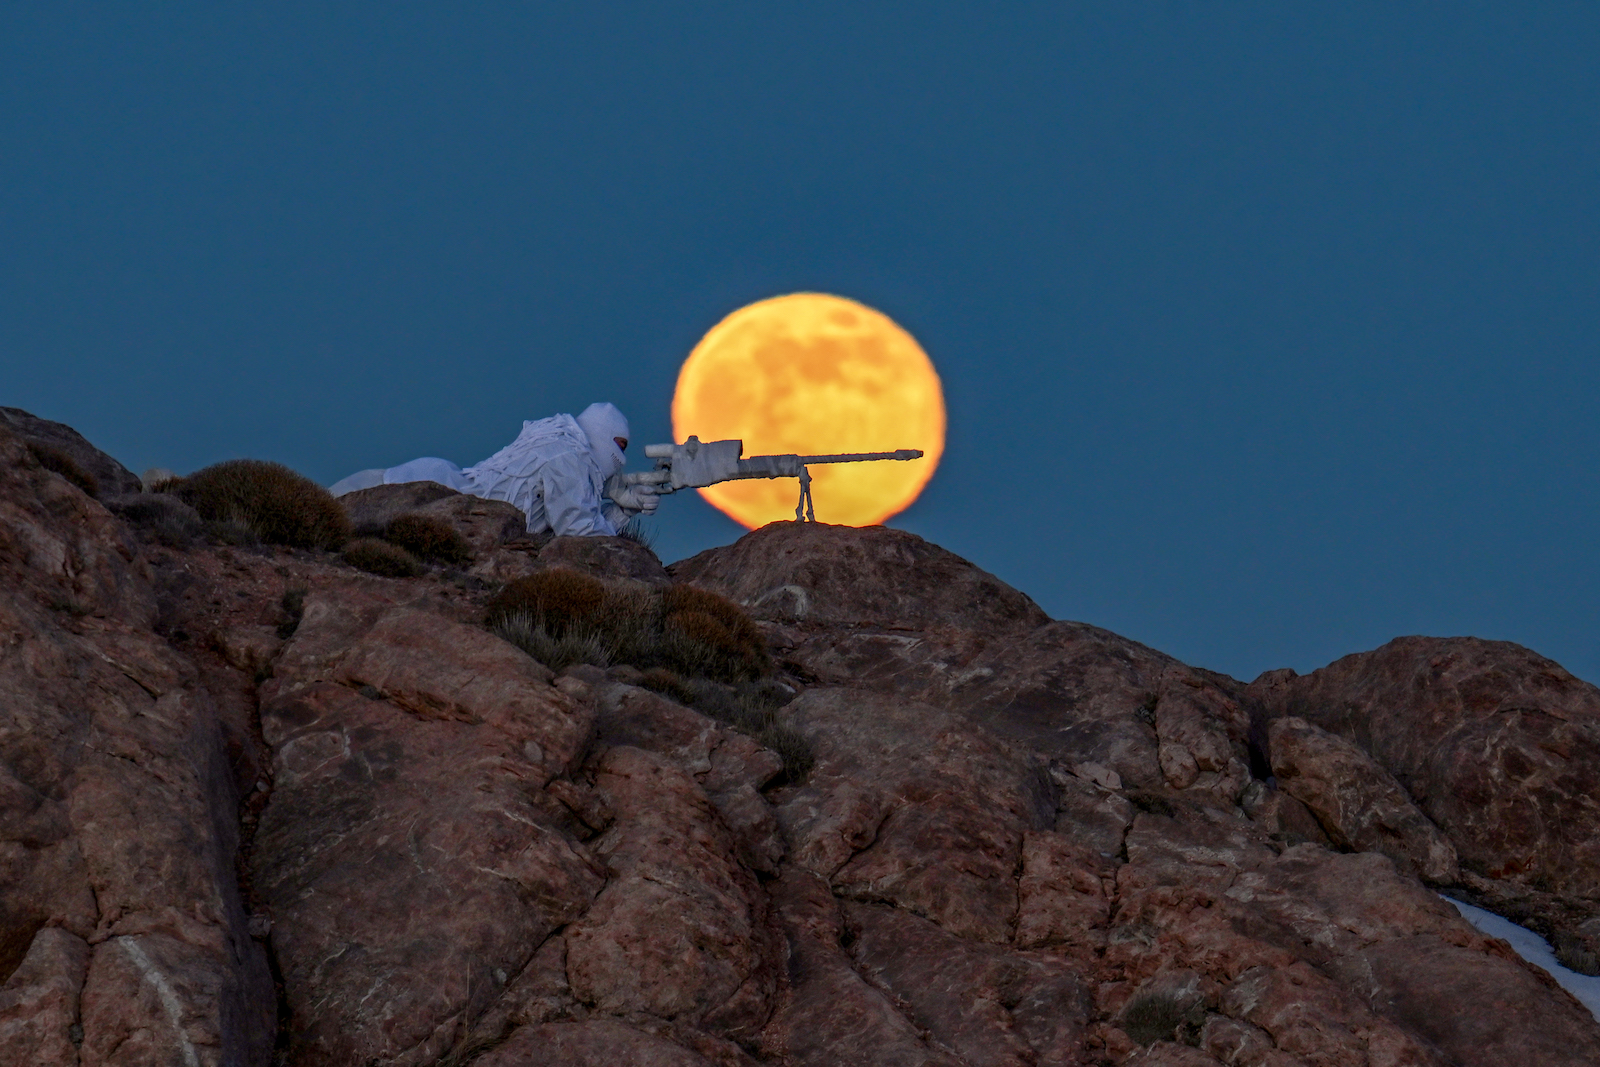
top-left (575, 402), bottom-right (629, 478)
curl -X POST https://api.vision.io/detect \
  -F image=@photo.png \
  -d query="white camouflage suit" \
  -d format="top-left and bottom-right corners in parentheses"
top-left (329, 402), bottom-right (652, 536)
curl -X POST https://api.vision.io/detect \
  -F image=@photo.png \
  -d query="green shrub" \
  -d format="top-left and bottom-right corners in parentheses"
top-left (1555, 932), bottom-right (1600, 977)
top-left (343, 538), bottom-right (423, 578)
top-left (486, 578), bottom-right (771, 682)
top-left (178, 460), bottom-right (351, 549)
top-left (385, 512), bottom-right (473, 565)
top-left (758, 723), bottom-right (815, 783)
top-left (28, 443), bottom-right (98, 496)
top-left (637, 668), bottom-right (811, 782)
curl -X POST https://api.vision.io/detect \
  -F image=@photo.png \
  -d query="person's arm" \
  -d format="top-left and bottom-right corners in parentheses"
top-left (539, 452), bottom-right (619, 536)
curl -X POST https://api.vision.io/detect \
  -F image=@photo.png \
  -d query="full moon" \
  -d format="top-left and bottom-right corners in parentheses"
top-left (671, 293), bottom-right (945, 528)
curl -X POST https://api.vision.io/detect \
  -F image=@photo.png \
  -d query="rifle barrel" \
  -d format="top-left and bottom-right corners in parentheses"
top-left (795, 449), bottom-right (924, 464)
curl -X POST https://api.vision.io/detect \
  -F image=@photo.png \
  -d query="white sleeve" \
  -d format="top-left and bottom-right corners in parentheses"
top-left (539, 451), bottom-right (619, 537)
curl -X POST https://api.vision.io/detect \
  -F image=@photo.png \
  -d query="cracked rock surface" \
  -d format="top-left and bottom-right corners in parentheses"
top-left (3, 417), bottom-right (1599, 1066)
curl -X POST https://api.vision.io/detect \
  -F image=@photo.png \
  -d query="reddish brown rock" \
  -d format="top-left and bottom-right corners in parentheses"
top-left (8, 417), bottom-right (1600, 1067)
top-left (1238, 779), bottom-right (1331, 849)
top-left (474, 1018), bottom-right (716, 1067)
top-left (776, 687), bottom-right (1053, 943)
top-left (251, 591), bottom-right (605, 1065)
top-left (585, 675), bottom-right (785, 873)
top-left (676, 525), bottom-right (1251, 804)
top-left (0, 428), bottom-right (275, 1066)
top-left (1016, 829), bottom-right (1112, 954)
top-left (0, 927), bottom-right (89, 1066)
top-left (1328, 934), bottom-right (1600, 1067)
top-left (670, 521), bottom-right (1049, 632)
top-left (565, 745), bottom-right (781, 1042)
top-left (1267, 717), bottom-right (1458, 883)
top-left (761, 869), bottom-right (964, 1067)
top-left (1249, 637), bottom-right (1600, 953)
top-left (845, 901), bottom-right (1089, 1065)
top-left (539, 534), bottom-right (672, 585)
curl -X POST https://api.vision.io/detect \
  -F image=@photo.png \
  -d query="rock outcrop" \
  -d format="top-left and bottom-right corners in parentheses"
top-left (1266, 716), bottom-right (1458, 883)
top-left (0, 426), bottom-right (274, 1065)
top-left (3, 412), bottom-right (1599, 1066)
top-left (0, 407), bottom-right (143, 497)
top-left (1250, 639), bottom-right (1600, 968)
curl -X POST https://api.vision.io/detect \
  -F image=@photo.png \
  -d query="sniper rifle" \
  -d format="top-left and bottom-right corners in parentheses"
top-left (611, 436), bottom-right (924, 521)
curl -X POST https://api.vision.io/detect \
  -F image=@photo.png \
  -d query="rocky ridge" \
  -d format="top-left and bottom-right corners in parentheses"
top-left (1, 413), bottom-right (1598, 1066)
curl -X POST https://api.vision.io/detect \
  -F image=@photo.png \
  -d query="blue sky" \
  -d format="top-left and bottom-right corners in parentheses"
top-left (4, 4), bottom-right (1597, 683)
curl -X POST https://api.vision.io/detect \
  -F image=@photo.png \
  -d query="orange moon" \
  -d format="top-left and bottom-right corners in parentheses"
top-left (671, 293), bottom-right (945, 528)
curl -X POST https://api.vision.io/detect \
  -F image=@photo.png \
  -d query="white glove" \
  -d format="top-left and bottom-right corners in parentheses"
top-left (604, 471), bottom-right (667, 514)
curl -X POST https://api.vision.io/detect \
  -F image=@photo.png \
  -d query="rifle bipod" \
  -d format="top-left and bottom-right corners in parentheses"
top-left (794, 465), bottom-right (816, 522)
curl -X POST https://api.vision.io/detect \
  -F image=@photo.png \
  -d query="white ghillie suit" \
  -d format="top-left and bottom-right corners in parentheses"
top-left (330, 402), bottom-right (637, 536)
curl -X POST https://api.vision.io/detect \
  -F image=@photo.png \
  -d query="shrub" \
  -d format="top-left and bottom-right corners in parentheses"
top-left (206, 519), bottom-right (260, 546)
top-left (485, 568), bottom-right (609, 634)
top-left (385, 512), bottom-right (473, 565)
top-left (28, 443), bottom-right (98, 496)
top-left (637, 668), bottom-right (811, 782)
top-left (1127, 791), bottom-right (1178, 818)
top-left (758, 723), bottom-right (815, 783)
top-left (494, 610), bottom-right (615, 672)
top-left (178, 459), bottom-right (351, 549)
top-left (660, 584), bottom-right (771, 682)
top-left (638, 667), bottom-right (700, 707)
top-left (484, 572), bottom-right (806, 775)
top-left (343, 538), bottom-right (423, 578)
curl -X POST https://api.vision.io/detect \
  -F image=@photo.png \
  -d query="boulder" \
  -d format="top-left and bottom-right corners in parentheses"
top-left (539, 534), bottom-right (672, 585)
top-left (1267, 717), bottom-right (1458, 883)
top-left (1249, 637), bottom-right (1600, 958)
top-left (669, 520), bottom-right (1049, 632)
top-left (339, 481), bottom-right (528, 558)
top-left (0, 406), bottom-right (143, 497)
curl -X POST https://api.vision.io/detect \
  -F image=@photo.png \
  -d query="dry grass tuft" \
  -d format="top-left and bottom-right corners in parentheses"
top-left (28, 443), bottom-right (98, 496)
top-left (487, 574), bottom-right (810, 777)
top-left (178, 460), bottom-right (351, 549)
top-left (661, 584), bottom-right (771, 682)
top-left (384, 512), bottom-right (473, 565)
top-left (343, 538), bottom-right (423, 578)
top-left (485, 568), bottom-right (609, 634)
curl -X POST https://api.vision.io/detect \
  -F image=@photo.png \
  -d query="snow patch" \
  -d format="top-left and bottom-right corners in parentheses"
top-left (1441, 895), bottom-right (1600, 1021)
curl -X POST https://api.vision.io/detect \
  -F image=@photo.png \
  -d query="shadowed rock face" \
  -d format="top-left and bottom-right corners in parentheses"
top-left (0, 407), bottom-right (143, 497)
top-left (4, 426), bottom-right (1600, 1067)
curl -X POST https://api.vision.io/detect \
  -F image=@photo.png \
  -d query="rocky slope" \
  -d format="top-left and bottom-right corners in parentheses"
top-left (2, 413), bottom-right (1598, 1066)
